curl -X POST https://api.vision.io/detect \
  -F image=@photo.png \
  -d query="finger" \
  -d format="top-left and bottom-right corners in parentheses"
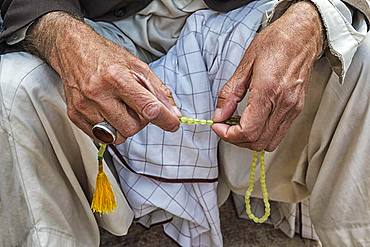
top-left (67, 105), bottom-right (95, 138)
top-left (265, 103), bottom-right (303, 152)
top-left (66, 86), bottom-right (127, 143)
top-left (97, 97), bottom-right (147, 140)
top-left (214, 47), bottom-right (255, 122)
top-left (244, 95), bottom-right (297, 150)
top-left (103, 65), bottom-right (180, 132)
top-left (72, 91), bottom-right (105, 126)
top-left (65, 85), bottom-right (98, 137)
top-left (212, 90), bottom-right (272, 144)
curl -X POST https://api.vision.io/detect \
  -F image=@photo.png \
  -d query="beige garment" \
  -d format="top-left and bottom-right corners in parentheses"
top-left (113, 0), bottom-right (207, 58)
top-left (219, 32), bottom-right (370, 246)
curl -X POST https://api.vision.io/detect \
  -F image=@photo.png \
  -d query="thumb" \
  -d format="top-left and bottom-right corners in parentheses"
top-left (214, 49), bottom-right (254, 122)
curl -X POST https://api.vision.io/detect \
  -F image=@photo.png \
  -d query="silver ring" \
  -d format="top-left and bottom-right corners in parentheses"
top-left (92, 121), bottom-right (117, 144)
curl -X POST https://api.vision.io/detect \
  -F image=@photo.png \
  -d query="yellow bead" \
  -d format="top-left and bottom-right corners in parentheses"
top-left (206, 120), bottom-right (214, 125)
top-left (179, 117), bottom-right (187, 123)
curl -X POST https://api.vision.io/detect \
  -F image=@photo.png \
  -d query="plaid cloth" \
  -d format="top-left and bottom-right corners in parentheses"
top-left (112, 1), bottom-right (319, 245)
top-left (113, 0), bottom-right (271, 181)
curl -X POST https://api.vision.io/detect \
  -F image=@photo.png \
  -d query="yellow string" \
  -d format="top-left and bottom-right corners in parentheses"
top-left (180, 116), bottom-right (270, 223)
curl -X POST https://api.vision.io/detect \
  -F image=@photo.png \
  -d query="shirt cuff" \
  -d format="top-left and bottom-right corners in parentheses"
top-left (263, 0), bottom-right (368, 83)
top-left (6, 22), bottom-right (33, 45)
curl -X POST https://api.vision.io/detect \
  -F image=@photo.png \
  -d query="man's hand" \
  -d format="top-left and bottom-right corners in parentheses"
top-left (27, 12), bottom-right (180, 144)
top-left (212, 1), bottom-right (324, 151)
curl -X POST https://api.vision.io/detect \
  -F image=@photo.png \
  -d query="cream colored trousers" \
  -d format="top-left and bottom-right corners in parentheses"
top-left (1, 0), bottom-right (369, 246)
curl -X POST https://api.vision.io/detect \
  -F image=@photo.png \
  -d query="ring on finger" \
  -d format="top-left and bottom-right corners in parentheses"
top-left (92, 121), bottom-right (117, 144)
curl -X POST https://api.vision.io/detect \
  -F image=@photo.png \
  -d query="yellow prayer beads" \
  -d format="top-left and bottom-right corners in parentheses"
top-left (179, 115), bottom-right (241, 126)
top-left (179, 116), bottom-right (270, 223)
top-left (179, 116), bottom-right (214, 125)
top-left (244, 151), bottom-right (270, 223)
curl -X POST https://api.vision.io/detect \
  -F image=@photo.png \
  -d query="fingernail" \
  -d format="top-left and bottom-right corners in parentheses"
top-left (214, 108), bottom-right (223, 120)
top-left (170, 123), bottom-right (180, 132)
top-left (172, 106), bottom-right (182, 117)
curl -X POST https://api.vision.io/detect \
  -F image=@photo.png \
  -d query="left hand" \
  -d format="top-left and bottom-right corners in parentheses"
top-left (212, 1), bottom-right (324, 151)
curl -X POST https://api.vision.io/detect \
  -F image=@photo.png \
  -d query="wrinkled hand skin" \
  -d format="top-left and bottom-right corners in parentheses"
top-left (212, 1), bottom-right (324, 152)
top-left (27, 12), bottom-right (180, 144)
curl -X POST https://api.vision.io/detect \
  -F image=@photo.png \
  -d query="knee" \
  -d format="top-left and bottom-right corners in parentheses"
top-left (0, 52), bottom-right (45, 84)
top-left (0, 52), bottom-right (58, 112)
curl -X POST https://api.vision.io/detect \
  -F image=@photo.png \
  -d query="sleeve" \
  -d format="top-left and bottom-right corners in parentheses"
top-left (0, 0), bottom-right (83, 43)
top-left (263, 0), bottom-right (369, 82)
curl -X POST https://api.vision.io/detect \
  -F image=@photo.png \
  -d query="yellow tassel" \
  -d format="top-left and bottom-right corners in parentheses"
top-left (91, 144), bottom-right (117, 214)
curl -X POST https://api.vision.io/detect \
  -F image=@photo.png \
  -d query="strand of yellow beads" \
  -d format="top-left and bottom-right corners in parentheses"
top-left (244, 151), bottom-right (270, 223)
top-left (179, 116), bottom-right (270, 223)
top-left (179, 116), bottom-right (214, 125)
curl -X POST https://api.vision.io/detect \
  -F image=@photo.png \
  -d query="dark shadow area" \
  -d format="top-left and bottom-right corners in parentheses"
top-left (100, 197), bottom-right (318, 247)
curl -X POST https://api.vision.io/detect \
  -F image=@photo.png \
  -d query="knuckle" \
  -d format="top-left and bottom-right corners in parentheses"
top-left (219, 84), bottom-right (232, 98)
top-left (294, 100), bottom-right (305, 112)
top-left (72, 97), bottom-right (85, 110)
top-left (137, 61), bottom-right (150, 71)
top-left (105, 65), bottom-right (121, 80)
top-left (81, 82), bottom-right (100, 99)
top-left (271, 84), bottom-right (282, 97)
top-left (141, 101), bottom-right (161, 121)
top-left (282, 94), bottom-right (298, 108)
top-left (129, 60), bottom-right (149, 74)
top-left (241, 129), bottom-right (259, 143)
top-left (140, 63), bottom-right (151, 74)
top-left (163, 86), bottom-right (173, 98)
top-left (120, 124), bottom-right (142, 137)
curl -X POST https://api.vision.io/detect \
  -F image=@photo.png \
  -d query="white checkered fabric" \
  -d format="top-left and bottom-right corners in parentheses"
top-left (111, 1), bottom-right (318, 246)
top-left (113, 0), bottom-right (272, 181)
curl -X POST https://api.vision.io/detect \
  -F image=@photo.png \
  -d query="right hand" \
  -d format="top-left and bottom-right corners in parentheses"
top-left (28, 12), bottom-right (180, 144)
